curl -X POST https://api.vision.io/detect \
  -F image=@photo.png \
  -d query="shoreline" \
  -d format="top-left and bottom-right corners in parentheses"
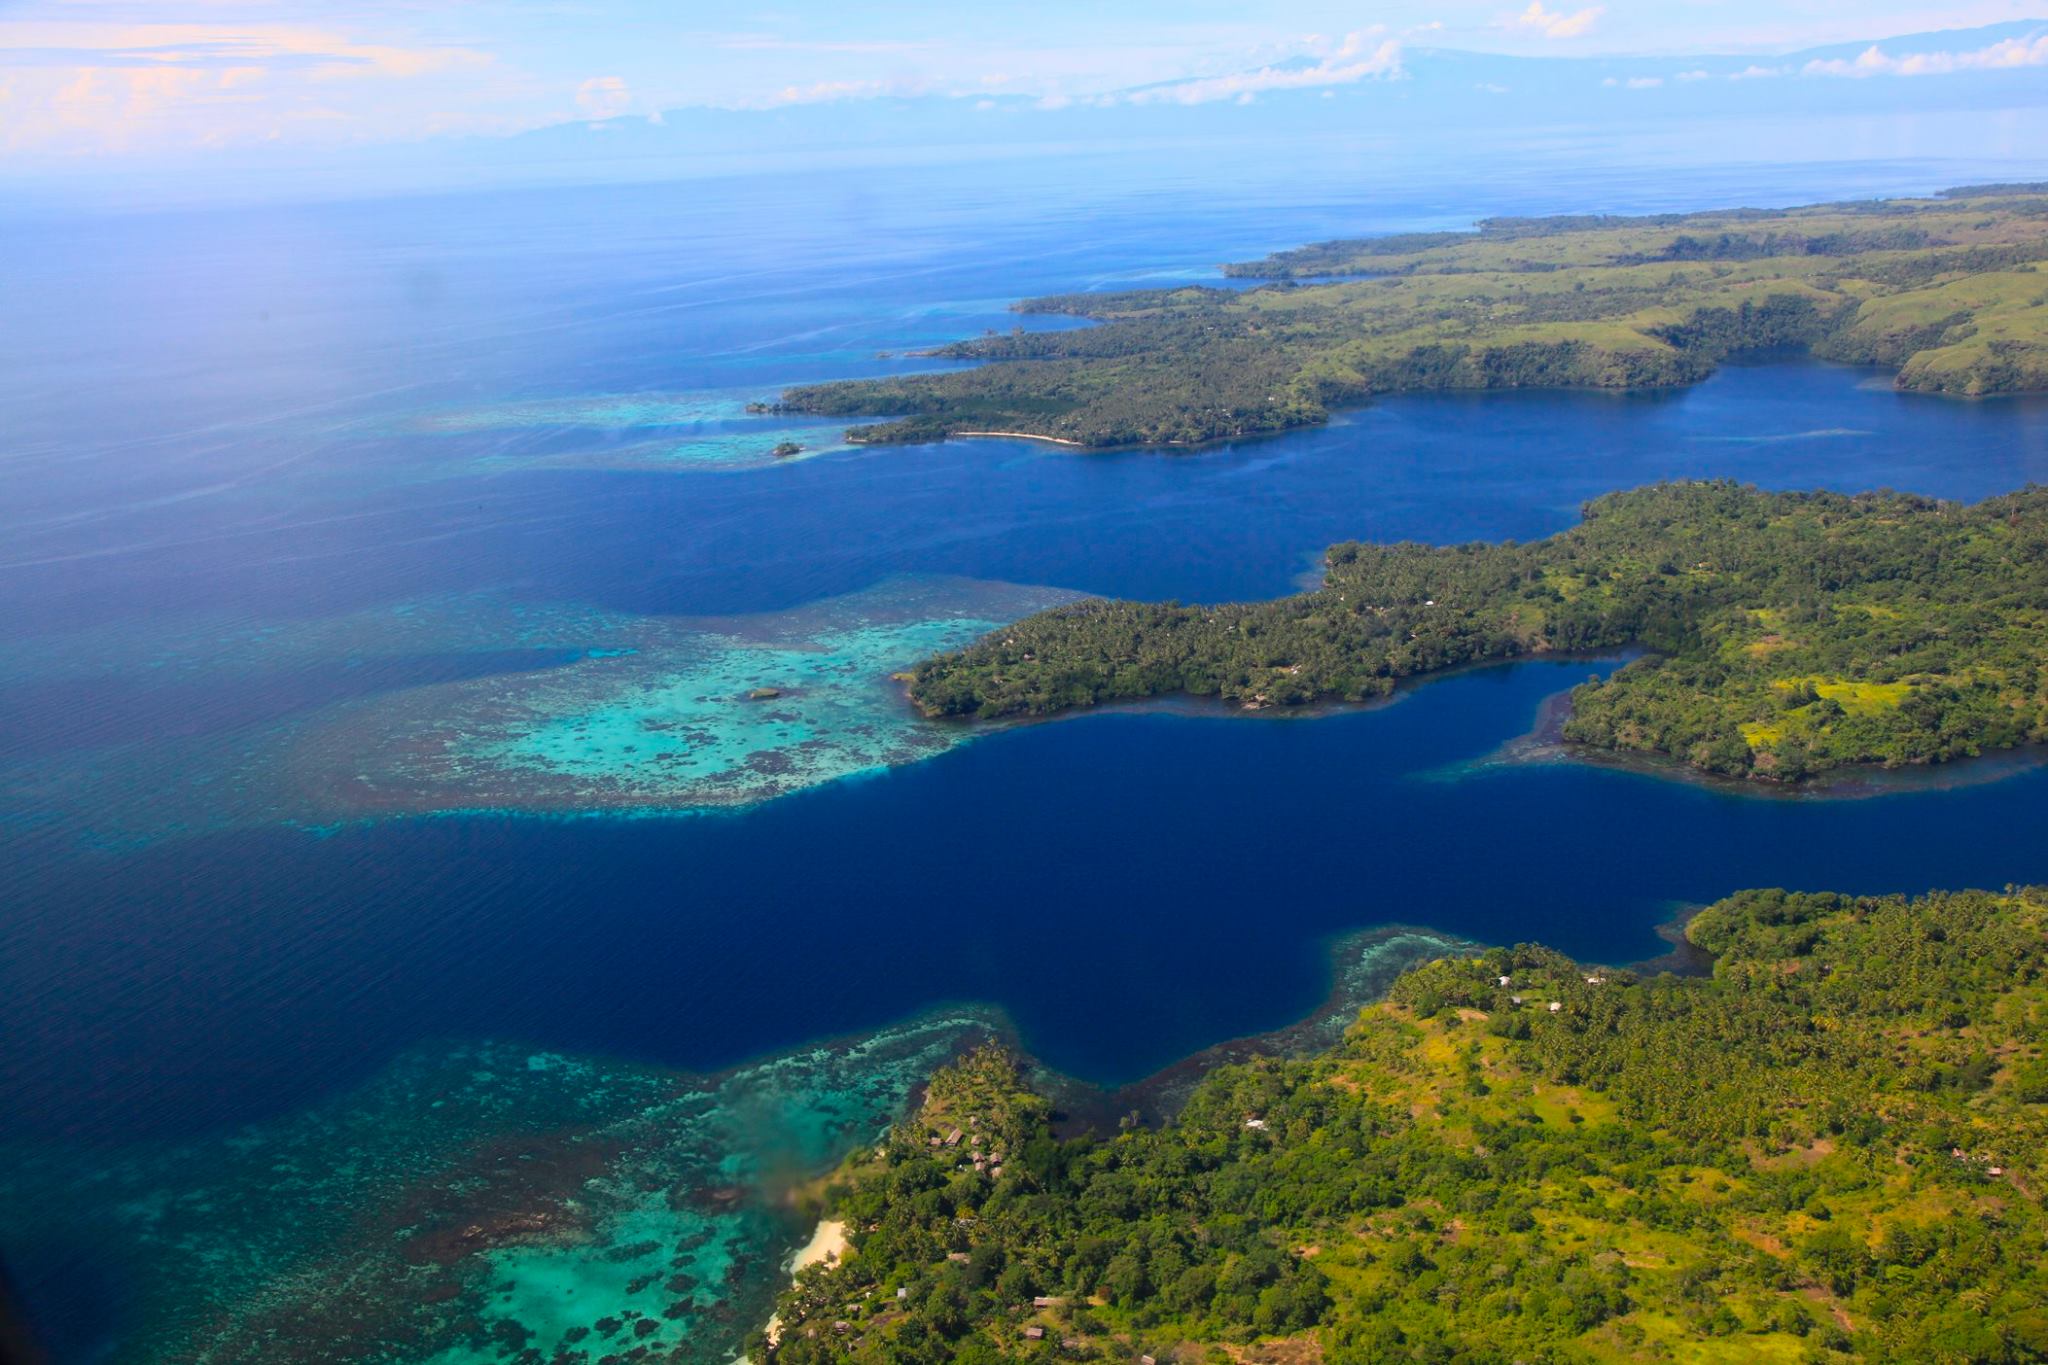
top-left (761, 1220), bottom-right (850, 1350)
top-left (946, 429), bottom-right (1088, 447)
top-left (904, 651), bottom-right (2048, 807)
top-left (1471, 676), bottom-right (2048, 803)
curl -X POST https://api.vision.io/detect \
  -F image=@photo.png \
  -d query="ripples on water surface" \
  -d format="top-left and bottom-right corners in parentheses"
top-left (4, 149), bottom-right (2048, 1362)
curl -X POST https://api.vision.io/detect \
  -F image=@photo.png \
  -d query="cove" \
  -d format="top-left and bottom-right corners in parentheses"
top-left (10, 657), bottom-right (2048, 1156)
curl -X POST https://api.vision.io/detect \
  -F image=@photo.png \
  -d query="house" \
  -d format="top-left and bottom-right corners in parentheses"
top-left (1498, 975), bottom-right (1510, 987)
top-left (1244, 1118), bottom-right (1268, 1130)
top-left (1033, 1295), bottom-right (1064, 1308)
top-left (1024, 1326), bottom-right (1045, 1340)
top-left (1548, 1001), bottom-right (1563, 1012)
top-left (948, 1252), bottom-right (971, 1263)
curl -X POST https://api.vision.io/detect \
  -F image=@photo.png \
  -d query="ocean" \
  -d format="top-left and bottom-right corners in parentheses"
top-left (5, 144), bottom-right (2048, 1362)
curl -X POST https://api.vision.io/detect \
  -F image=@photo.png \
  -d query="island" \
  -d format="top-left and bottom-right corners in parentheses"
top-left (758, 885), bottom-right (2048, 1363)
top-left (903, 481), bottom-right (2048, 783)
top-left (770, 184), bottom-right (2048, 448)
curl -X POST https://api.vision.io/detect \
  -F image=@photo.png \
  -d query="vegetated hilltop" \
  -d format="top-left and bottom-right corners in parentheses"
top-left (775, 186), bottom-right (2048, 447)
top-left (760, 885), bottom-right (2048, 1364)
top-left (905, 481), bottom-right (2048, 783)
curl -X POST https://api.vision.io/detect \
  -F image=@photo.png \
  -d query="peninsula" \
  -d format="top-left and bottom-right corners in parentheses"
top-left (773, 185), bottom-right (2048, 448)
top-left (758, 885), bottom-right (2048, 1363)
top-left (906, 482), bottom-right (2048, 783)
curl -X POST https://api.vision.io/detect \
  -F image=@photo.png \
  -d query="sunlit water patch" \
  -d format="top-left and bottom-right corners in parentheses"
top-left (413, 395), bottom-right (757, 432)
top-left (401, 391), bottom-right (855, 473)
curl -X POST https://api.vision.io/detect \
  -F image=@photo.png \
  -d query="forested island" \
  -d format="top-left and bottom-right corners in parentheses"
top-left (758, 885), bottom-right (2048, 1364)
top-left (772, 185), bottom-right (2048, 447)
top-left (904, 482), bottom-right (2048, 783)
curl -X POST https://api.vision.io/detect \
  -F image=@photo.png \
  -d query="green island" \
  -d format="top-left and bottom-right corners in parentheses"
top-left (758, 885), bottom-right (2048, 1364)
top-left (903, 481), bottom-right (2048, 783)
top-left (773, 185), bottom-right (2048, 447)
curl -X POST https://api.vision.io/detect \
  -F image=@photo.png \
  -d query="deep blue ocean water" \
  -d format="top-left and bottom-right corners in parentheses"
top-left (5, 146), bottom-right (2048, 1361)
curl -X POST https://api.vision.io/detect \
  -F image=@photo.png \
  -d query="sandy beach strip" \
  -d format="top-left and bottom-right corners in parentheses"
top-left (761, 1219), bottom-right (850, 1349)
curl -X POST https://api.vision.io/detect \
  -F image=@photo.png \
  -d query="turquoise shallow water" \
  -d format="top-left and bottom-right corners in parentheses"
top-left (1, 1014), bottom-right (1005, 1364)
top-left (359, 578), bottom-right (1077, 813)
top-left (0, 927), bottom-right (1468, 1365)
top-left (405, 391), bottom-right (857, 472)
top-left (6, 150), bottom-right (2048, 1362)
top-left (1, 578), bottom-right (1077, 842)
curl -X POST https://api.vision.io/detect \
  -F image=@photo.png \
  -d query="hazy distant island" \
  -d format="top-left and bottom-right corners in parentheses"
top-left (758, 884), bottom-right (2048, 1364)
top-left (771, 184), bottom-right (2048, 448)
top-left (906, 482), bottom-right (2048, 784)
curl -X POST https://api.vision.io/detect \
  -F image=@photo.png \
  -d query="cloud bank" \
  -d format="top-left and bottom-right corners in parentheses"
top-left (1802, 31), bottom-right (2048, 78)
top-left (1511, 3), bottom-right (1605, 40)
top-left (1125, 30), bottom-right (1403, 106)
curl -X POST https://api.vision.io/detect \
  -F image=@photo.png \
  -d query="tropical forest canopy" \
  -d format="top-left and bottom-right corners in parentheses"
top-left (760, 885), bottom-right (2048, 1365)
top-left (904, 481), bottom-right (2048, 783)
top-left (775, 185), bottom-right (2048, 447)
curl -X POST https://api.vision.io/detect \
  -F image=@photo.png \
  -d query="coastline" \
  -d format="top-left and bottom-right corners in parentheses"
top-left (743, 926), bottom-right (1472, 1349)
top-left (903, 650), bottom-right (2048, 807)
top-left (1467, 675), bottom-right (2048, 802)
top-left (946, 429), bottom-right (1088, 447)
top-left (1035, 923), bottom-right (1475, 1133)
top-left (762, 1220), bottom-right (850, 1350)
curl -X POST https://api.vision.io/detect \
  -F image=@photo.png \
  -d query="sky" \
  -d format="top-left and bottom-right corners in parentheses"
top-left (1, 0), bottom-right (2045, 158)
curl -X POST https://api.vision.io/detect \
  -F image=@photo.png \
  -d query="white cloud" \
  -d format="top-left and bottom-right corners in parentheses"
top-left (1123, 29), bottom-right (1403, 106)
top-left (1509, 3), bottom-right (1604, 40)
top-left (765, 78), bottom-right (895, 106)
top-left (1675, 69), bottom-right (1710, 82)
top-left (0, 20), bottom-right (497, 152)
top-left (1730, 64), bottom-right (1785, 80)
top-left (575, 75), bottom-right (631, 120)
top-left (1802, 32), bottom-right (2048, 78)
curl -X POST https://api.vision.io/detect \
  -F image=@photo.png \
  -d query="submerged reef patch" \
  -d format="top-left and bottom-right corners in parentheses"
top-left (0, 929), bottom-right (1471, 1364)
top-left (0, 577), bottom-right (1077, 843)
top-left (289, 577), bottom-right (1080, 817)
top-left (0, 1014), bottom-right (1006, 1365)
top-left (402, 391), bottom-right (853, 472)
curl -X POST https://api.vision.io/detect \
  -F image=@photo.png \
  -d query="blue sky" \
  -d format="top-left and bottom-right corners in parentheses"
top-left (2, 0), bottom-right (2044, 157)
